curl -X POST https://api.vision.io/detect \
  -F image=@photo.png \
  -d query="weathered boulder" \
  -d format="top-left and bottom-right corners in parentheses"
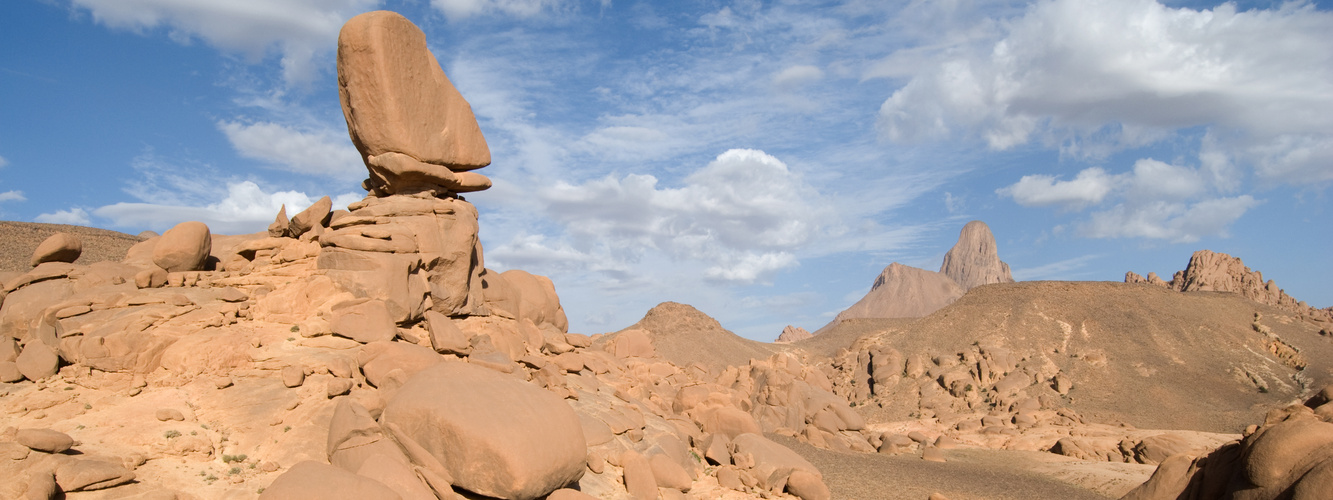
top-left (31, 233), bottom-right (82, 267)
top-left (730, 433), bottom-right (821, 492)
top-left (330, 298), bottom-right (398, 344)
top-left (259, 460), bottom-right (402, 500)
top-left (290, 196), bottom-right (332, 238)
top-left (55, 459), bottom-right (135, 491)
top-left (16, 428), bottom-right (74, 453)
top-left (381, 362), bottom-right (585, 500)
top-left (15, 341), bottom-right (59, 381)
top-left (152, 221), bottom-right (212, 272)
top-left (337, 10), bottom-right (491, 195)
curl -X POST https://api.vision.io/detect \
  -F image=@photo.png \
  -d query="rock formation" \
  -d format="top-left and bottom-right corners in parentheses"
top-left (0, 11), bottom-right (843, 500)
top-left (1122, 395), bottom-right (1333, 500)
top-left (338, 10), bottom-right (492, 196)
top-left (828, 262), bottom-right (965, 324)
top-left (815, 220), bottom-right (1011, 334)
top-left (776, 325), bottom-right (812, 343)
top-left (939, 220), bottom-right (1013, 290)
top-left (1127, 249), bottom-right (1333, 325)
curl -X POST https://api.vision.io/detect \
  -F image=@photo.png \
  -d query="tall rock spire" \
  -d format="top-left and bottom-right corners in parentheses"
top-left (939, 220), bottom-right (1014, 290)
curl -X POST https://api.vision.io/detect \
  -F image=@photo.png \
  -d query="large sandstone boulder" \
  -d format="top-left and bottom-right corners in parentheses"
top-left (152, 221), bottom-right (212, 272)
top-left (337, 10), bottom-right (492, 195)
top-left (381, 361), bottom-right (585, 499)
top-left (939, 220), bottom-right (1013, 290)
top-left (31, 232), bottom-right (82, 267)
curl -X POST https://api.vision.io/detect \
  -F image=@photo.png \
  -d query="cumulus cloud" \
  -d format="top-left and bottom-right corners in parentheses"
top-left (95, 180), bottom-right (361, 234)
top-left (0, 191), bottom-right (25, 203)
top-left (489, 149), bottom-right (831, 285)
top-left (217, 120), bottom-right (364, 180)
top-left (879, 0), bottom-right (1333, 185)
top-left (70, 0), bottom-right (379, 84)
top-left (35, 208), bottom-right (91, 225)
top-left (1082, 195), bottom-right (1259, 243)
top-left (999, 157), bottom-right (1257, 242)
top-left (997, 167), bottom-right (1117, 210)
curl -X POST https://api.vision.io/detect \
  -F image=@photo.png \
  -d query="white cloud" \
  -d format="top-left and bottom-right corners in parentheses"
top-left (997, 167), bottom-right (1117, 210)
top-left (878, 0), bottom-right (1333, 185)
top-left (1081, 195), bottom-right (1258, 243)
top-left (36, 208), bottom-right (92, 226)
top-left (1124, 158), bottom-right (1204, 202)
top-left (94, 180), bottom-right (361, 234)
top-left (486, 149), bottom-right (832, 285)
top-left (999, 156), bottom-right (1254, 241)
top-left (70, 0), bottom-right (379, 84)
top-left (0, 155), bottom-right (8, 168)
top-left (431, 0), bottom-right (565, 19)
top-left (0, 191), bottom-right (24, 203)
top-left (773, 65), bottom-right (824, 88)
top-left (217, 120), bottom-right (364, 180)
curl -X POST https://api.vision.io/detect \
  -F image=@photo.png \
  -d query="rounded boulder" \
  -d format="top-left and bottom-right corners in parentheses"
top-left (381, 361), bottom-right (586, 500)
top-left (31, 233), bottom-right (82, 267)
top-left (152, 221), bottom-right (212, 272)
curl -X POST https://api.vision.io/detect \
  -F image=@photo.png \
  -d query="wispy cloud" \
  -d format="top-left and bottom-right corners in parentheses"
top-left (69, 0), bottom-right (380, 85)
top-left (1012, 254), bottom-right (1102, 281)
top-left (217, 120), bottom-right (363, 180)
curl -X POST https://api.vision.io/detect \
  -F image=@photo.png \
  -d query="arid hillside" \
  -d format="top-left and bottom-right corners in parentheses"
top-left (818, 280), bottom-right (1331, 433)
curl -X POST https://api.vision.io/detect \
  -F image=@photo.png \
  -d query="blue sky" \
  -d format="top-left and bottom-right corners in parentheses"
top-left (1, 0), bottom-right (1330, 340)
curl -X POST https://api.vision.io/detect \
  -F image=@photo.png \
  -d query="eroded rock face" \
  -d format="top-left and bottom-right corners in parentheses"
top-left (337, 10), bottom-right (491, 196)
top-left (1126, 249), bottom-right (1333, 324)
top-left (381, 361), bottom-right (586, 500)
top-left (939, 220), bottom-right (1013, 291)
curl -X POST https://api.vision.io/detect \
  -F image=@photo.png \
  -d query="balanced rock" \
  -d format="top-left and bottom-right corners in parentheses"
top-left (338, 10), bottom-right (492, 195)
top-left (939, 220), bottom-right (1013, 290)
top-left (381, 361), bottom-right (585, 500)
top-left (152, 221), bottom-right (212, 272)
top-left (30, 232), bottom-right (82, 267)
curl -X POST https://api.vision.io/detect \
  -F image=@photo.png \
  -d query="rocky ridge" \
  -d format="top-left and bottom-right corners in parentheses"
top-left (1127, 249), bottom-right (1333, 328)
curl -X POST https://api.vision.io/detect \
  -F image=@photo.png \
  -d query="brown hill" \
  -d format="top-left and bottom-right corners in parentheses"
top-left (0, 221), bottom-right (144, 273)
top-left (817, 281), bottom-right (1333, 432)
top-left (597, 301), bottom-right (777, 372)
top-left (815, 263), bottom-right (964, 335)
